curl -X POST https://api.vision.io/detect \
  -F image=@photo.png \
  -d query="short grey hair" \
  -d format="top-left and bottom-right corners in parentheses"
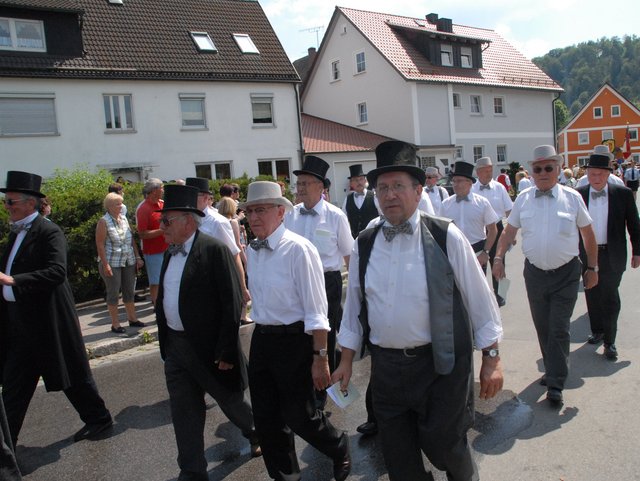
top-left (188, 212), bottom-right (202, 227)
top-left (143, 178), bottom-right (163, 195)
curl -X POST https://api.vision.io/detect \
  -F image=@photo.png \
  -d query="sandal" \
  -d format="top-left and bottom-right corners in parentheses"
top-left (111, 326), bottom-right (126, 333)
top-left (129, 320), bottom-right (145, 327)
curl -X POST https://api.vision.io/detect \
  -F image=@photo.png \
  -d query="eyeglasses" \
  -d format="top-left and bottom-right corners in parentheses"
top-left (2, 198), bottom-right (28, 206)
top-left (295, 181), bottom-right (321, 188)
top-left (245, 205), bottom-right (277, 217)
top-left (375, 183), bottom-right (415, 197)
top-left (533, 165), bottom-right (556, 174)
top-left (160, 213), bottom-right (189, 226)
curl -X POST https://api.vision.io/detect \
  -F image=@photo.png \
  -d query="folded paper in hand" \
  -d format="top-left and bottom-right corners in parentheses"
top-left (326, 381), bottom-right (361, 409)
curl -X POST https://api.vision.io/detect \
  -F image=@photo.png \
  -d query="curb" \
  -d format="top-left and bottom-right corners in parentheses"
top-left (86, 326), bottom-right (159, 359)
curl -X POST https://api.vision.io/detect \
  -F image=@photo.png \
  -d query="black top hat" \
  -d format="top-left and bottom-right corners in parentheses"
top-left (185, 177), bottom-right (213, 194)
top-left (366, 141), bottom-right (426, 187)
top-left (451, 161), bottom-right (476, 183)
top-left (0, 171), bottom-right (46, 198)
top-left (585, 154), bottom-right (613, 171)
top-left (293, 156), bottom-right (329, 181)
top-left (155, 185), bottom-right (205, 217)
top-left (348, 164), bottom-right (366, 178)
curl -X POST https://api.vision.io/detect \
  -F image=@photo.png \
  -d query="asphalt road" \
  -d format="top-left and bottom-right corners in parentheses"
top-left (13, 230), bottom-right (640, 480)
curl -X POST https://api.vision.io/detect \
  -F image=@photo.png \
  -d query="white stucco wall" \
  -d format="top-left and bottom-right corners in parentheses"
top-left (0, 78), bottom-right (301, 182)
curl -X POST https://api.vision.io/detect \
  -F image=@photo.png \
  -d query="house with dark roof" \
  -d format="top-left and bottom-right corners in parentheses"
top-left (557, 83), bottom-right (640, 167)
top-left (0, 0), bottom-right (301, 182)
top-left (300, 7), bottom-right (563, 175)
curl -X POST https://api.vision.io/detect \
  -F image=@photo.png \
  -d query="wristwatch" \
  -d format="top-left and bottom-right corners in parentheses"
top-left (482, 348), bottom-right (499, 358)
top-left (586, 266), bottom-right (599, 273)
top-left (313, 348), bottom-right (328, 357)
top-left (483, 249), bottom-right (491, 255)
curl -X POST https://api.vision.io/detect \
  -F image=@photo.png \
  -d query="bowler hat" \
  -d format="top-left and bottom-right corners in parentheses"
top-left (348, 164), bottom-right (366, 178)
top-left (366, 141), bottom-right (427, 187)
top-left (155, 185), bottom-right (205, 217)
top-left (585, 154), bottom-right (613, 171)
top-left (185, 177), bottom-right (213, 194)
top-left (452, 161), bottom-right (476, 182)
top-left (475, 156), bottom-right (493, 168)
top-left (293, 156), bottom-right (329, 181)
top-left (592, 144), bottom-right (614, 162)
top-left (239, 181), bottom-right (293, 212)
top-left (0, 171), bottom-right (46, 198)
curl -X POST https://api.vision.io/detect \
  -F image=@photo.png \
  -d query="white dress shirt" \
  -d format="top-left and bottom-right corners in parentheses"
top-left (472, 179), bottom-right (513, 219)
top-left (624, 167), bottom-right (639, 182)
top-left (285, 198), bottom-right (353, 272)
top-left (423, 185), bottom-right (449, 214)
top-left (199, 211), bottom-right (240, 255)
top-left (418, 190), bottom-right (436, 215)
top-left (439, 192), bottom-right (500, 245)
top-left (588, 185), bottom-right (609, 245)
top-left (341, 188), bottom-right (381, 213)
top-left (576, 174), bottom-right (624, 188)
top-left (247, 224), bottom-right (329, 333)
top-left (3, 211), bottom-right (39, 302)
top-left (162, 232), bottom-right (196, 331)
top-left (518, 177), bottom-right (532, 192)
top-left (338, 209), bottom-right (502, 353)
top-left (508, 184), bottom-right (592, 270)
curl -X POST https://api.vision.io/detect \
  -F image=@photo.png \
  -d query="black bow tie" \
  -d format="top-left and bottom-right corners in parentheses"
top-left (9, 223), bottom-right (32, 234)
top-left (300, 207), bottom-right (317, 216)
top-left (425, 187), bottom-right (434, 193)
top-left (168, 244), bottom-right (187, 256)
top-left (382, 221), bottom-right (413, 242)
top-left (591, 190), bottom-right (607, 199)
top-left (479, 184), bottom-right (491, 190)
top-left (354, 192), bottom-right (365, 197)
top-left (456, 195), bottom-right (469, 203)
top-left (250, 239), bottom-right (272, 251)
top-left (535, 190), bottom-right (554, 198)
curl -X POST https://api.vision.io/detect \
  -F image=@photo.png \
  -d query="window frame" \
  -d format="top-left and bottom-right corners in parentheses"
top-left (455, 146), bottom-right (464, 160)
top-left (251, 93), bottom-right (275, 128)
top-left (0, 17), bottom-right (46, 52)
top-left (473, 145), bottom-right (484, 162)
top-left (103, 94), bottom-right (135, 133)
top-left (578, 131), bottom-right (589, 145)
top-left (233, 33), bottom-right (259, 54)
top-left (190, 31), bottom-right (217, 52)
top-left (357, 101), bottom-right (368, 124)
top-left (355, 51), bottom-right (366, 74)
top-left (470, 95), bottom-right (482, 115)
top-left (593, 106), bottom-right (603, 119)
top-left (578, 156), bottom-right (590, 167)
top-left (611, 105), bottom-right (621, 117)
top-left (331, 60), bottom-right (341, 82)
top-left (460, 46), bottom-right (472, 68)
top-left (258, 158), bottom-right (290, 180)
top-left (0, 92), bottom-right (58, 137)
top-left (493, 96), bottom-right (505, 115)
top-left (179, 93), bottom-right (207, 130)
top-left (630, 128), bottom-right (638, 141)
top-left (496, 144), bottom-right (507, 163)
top-left (452, 93), bottom-right (461, 109)
top-left (602, 130), bottom-right (613, 141)
top-left (440, 43), bottom-right (453, 67)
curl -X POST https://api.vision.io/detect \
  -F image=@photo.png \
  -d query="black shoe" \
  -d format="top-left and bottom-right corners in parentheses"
top-left (134, 294), bottom-right (146, 302)
top-left (129, 320), bottom-right (145, 327)
top-left (73, 419), bottom-right (113, 442)
top-left (587, 333), bottom-right (604, 344)
top-left (604, 344), bottom-right (618, 360)
top-left (496, 295), bottom-right (506, 307)
top-left (546, 388), bottom-right (563, 405)
top-left (333, 434), bottom-right (351, 481)
top-left (111, 326), bottom-right (126, 333)
top-left (539, 375), bottom-right (547, 386)
top-left (356, 420), bottom-right (378, 436)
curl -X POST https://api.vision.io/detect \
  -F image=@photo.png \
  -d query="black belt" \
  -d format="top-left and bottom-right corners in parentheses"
top-left (471, 240), bottom-right (486, 254)
top-left (525, 256), bottom-right (578, 274)
top-left (256, 321), bottom-right (305, 335)
top-left (598, 244), bottom-right (608, 250)
top-left (370, 343), bottom-right (431, 358)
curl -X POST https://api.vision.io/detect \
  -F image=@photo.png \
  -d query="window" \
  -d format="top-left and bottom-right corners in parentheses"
top-left (258, 159), bottom-right (290, 180)
top-left (611, 105), bottom-right (621, 117)
top-left (452, 93), bottom-right (460, 108)
top-left (233, 33), bottom-right (259, 54)
top-left (0, 94), bottom-right (58, 136)
top-left (473, 145), bottom-right (484, 162)
top-left (578, 131), bottom-right (589, 145)
top-left (355, 51), bottom-right (366, 74)
top-left (440, 44), bottom-right (453, 66)
top-left (493, 97), bottom-right (505, 115)
top-left (190, 32), bottom-right (216, 52)
top-left (419, 156), bottom-right (436, 170)
top-left (470, 95), bottom-right (482, 114)
top-left (0, 17), bottom-right (46, 52)
top-left (460, 47), bottom-right (472, 68)
top-left (633, 154), bottom-right (640, 163)
top-left (179, 94), bottom-right (206, 129)
top-left (455, 146), bottom-right (463, 160)
top-left (251, 94), bottom-right (274, 126)
top-left (631, 128), bottom-right (638, 141)
top-left (593, 106), bottom-right (603, 119)
top-left (103, 94), bottom-right (134, 131)
top-left (331, 60), bottom-right (340, 81)
top-left (602, 130), bottom-right (613, 141)
top-left (578, 156), bottom-right (589, 167)
top-left (497, 145), bottom-right (507, 163)
top-left (357, 102), bottom-right (368, 124)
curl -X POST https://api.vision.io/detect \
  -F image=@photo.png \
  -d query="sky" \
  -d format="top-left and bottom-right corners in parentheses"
top-left (260, 0), bottom-right (640, 61)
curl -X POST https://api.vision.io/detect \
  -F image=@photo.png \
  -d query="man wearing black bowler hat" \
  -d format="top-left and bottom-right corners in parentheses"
top-left (285, 156), bottom-right (353, 410)
top-left (341, 164), bottom-right (380, 238)
top-left (576, 146), bottom-right (640, 360)
top-left (333, 141), bottom-right (503, 481)
top-left (0, 171), bottom-right (113, 448)
top-left (155, 184), bottom-right (260, 481)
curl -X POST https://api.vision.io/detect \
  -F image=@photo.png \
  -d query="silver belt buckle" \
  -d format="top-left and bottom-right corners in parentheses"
top-left (403, 347), bottom-right (417, 357)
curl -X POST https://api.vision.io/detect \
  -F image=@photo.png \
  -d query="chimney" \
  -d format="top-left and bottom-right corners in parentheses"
top-left (308, 47), bottom-right (317, 59)
top-left (426, 13), bottom-right (438, 25)
top-left (437, 18), bottom-right (453, 33)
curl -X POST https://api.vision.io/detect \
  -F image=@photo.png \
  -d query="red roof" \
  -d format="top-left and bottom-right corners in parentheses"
top-left (338, 7), bottom-right (562, 92)
top-left (302, 114), bottom-right (392, 153)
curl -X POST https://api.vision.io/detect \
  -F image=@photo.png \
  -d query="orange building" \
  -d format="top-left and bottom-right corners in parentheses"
top-left (557, 83), bottom-right (639, 167)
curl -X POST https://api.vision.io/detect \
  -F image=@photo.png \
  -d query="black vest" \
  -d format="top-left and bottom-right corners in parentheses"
top-left (346, 191), bottom-right (379, 238)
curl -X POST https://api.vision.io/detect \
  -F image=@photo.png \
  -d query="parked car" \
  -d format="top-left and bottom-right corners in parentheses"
top-left (437, 175), bottom-right (454, 196)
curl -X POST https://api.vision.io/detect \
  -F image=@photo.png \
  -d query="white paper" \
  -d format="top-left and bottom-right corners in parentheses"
top-left (498, 277), bottom-right (511, 301)
top-left (326, 381), bottom-right (361, 410)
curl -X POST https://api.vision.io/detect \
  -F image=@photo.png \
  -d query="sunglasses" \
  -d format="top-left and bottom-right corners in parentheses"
top-left (2, 198), bottom-right (28, 206)
top-left (533, 165), bottom-right (556, 174)
top-left (160, 213), bottom-right (188, 226)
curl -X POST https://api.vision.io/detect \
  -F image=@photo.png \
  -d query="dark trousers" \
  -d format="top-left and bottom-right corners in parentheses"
top-left (324, 270), bottom-right (343, 373)
top-left (369, 344), bottom-right (477, 481)
top-left (2, 306), bottom-right (111, 447)
top-left (488, 221), bottom-right (504, 296)
top-left (164, 331), bottom-right (255, 481)
top-left (523, 257), bottom-right (581, 391)
top-left (248, 325), bottom-right (345, 481)
top-left (584, 249), bottom-right (623, 345)
top-left (1, 397), bottom-right (22, 481)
